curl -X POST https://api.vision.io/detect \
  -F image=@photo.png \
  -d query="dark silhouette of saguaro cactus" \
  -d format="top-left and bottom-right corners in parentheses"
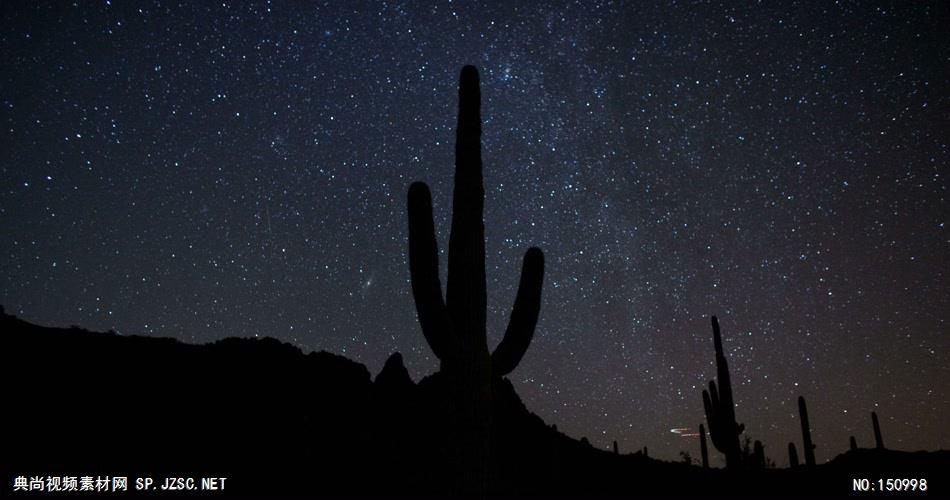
top-left (702, 316), bottom-right (744, 469)
top-left (788, 442), bottom-right (799, 467)
top-left (872, 411), bottom-right (885, 449)
top-left (699, 423), bottom-right (709, 468)
top-left (850, 435), bottom-right (858, 451)
top-left (613, 440), bottom-right (619, 454)
top-left (798, 396), bottom-right (816, 466)
top-left (407, 65), bottom-right (545, 495)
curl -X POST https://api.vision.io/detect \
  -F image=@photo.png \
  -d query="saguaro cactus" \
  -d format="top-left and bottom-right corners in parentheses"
top-left (872, 411), bottom-right (884, 449)
top-left (613, 440), bottom-right (619, 454)
top-left (702, 316), bottom-right (744, 469)
top-left (798, 396), bottom-right (816, 466)
top-left (850, 436), bottom-right (858, 451)
top-left (407, 65), bottom-right (545, 494)
top-left (699, 423), bottom-right (709, 468)
top-left (788, 442), bottom-right (799, 468)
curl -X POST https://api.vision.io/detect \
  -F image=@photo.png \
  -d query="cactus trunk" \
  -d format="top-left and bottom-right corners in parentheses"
top-left (850, 435), bottom-right (857, 451)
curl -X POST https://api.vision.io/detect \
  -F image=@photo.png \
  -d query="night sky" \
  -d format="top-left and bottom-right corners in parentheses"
top-left (2, 1), bottom-right (947, 465)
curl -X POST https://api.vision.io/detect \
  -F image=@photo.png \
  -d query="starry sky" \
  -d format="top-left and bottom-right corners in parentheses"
top-left (2, 1), bottom-right (947, 465)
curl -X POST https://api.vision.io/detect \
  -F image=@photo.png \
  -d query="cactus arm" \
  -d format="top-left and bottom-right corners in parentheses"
top-left (872, 411), bottom-right (884, 449)
top-left (446, 65), bottom-right (487, 348)
top-left (798, 396), bottom-right (816, 466)
top-left (708, 380), bottom-right (720, 412)
top-left (712, 315), bottom-right (724, 358)
top-left (492, 247), bottom-right (545, 376)
top-left (702, 387), bottom-right (723, 451)
top-left (702, 388), bottom-right (713, 427)
top-left (408, 181), bottom-right (456, 360)
top-left (708, 380), bottom-right (721, 435)
top-left (712, 316), bottom-right (738, 426)
top-left (702, 389), bottom-right (713, 421)
top-left (702, 388), bottom-right (716, 442)
top-left (699, 423), bottom-right (709, 468)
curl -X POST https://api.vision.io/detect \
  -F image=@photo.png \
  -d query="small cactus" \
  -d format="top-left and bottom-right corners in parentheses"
top-left (850, 435), bottom-right (858, 451)
top-left (613, 440), bottom-right (619, 454)
top-left (788, 442), bottom-right (799, 468)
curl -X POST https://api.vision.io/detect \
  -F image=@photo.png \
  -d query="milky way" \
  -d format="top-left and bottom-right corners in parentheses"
top-left (2, 1), bottom-right (947, 464)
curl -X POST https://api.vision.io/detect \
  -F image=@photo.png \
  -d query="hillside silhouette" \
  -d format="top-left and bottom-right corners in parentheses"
top-left (3, 309), bottom-right (947, 497)
top-left (3, 66), bottom-right (948, 497)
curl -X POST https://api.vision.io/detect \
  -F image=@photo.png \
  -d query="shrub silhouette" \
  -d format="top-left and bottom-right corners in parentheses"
top-left (406, 65), bottom-right (545, 495)
top-left (701, 316), bottom-right (745, 468)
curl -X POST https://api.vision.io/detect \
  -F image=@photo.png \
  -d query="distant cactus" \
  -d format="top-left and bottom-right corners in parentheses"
top-left (798, 396), bottom-right (816, 466)
top-left (872, 411), bottom-right (884, 449)
top-left (613, 440), bottom-right (619, 454)
top-left (788, 442), bottom-right (799, 468)
top-left (407, 65), bottom-right (545, 495)
top-left (850, 435), bottom-right (857, 451)
top-left (643, 446), bottom-right (648, 457)
top-left (699, 423), bottom-right (709, 468)
top-left (752, 440), bottom-right (766, 469)
top-left (701, 316), bottom-right (744, 469)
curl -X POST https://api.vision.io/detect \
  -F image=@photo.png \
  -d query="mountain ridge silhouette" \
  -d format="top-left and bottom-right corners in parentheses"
top-left (3, 308), bottom-right (947, 497)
